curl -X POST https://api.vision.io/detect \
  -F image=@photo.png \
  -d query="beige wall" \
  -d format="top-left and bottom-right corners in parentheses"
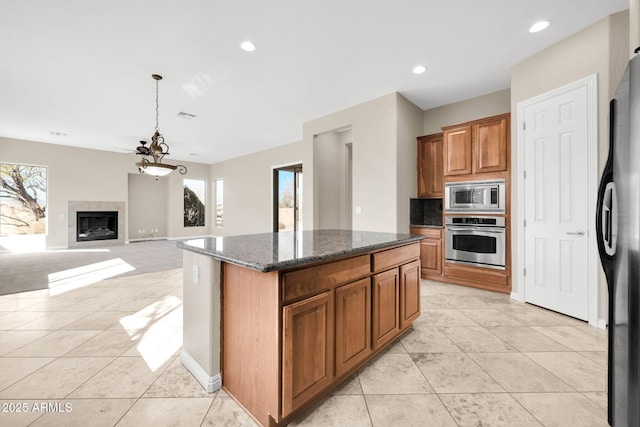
top-left (423, 89), bottom-right (511, 134)
top-left (511, 11), bottom-right (629, 322)
top-left (339, 129), bottom-right (353, 229)
top-left (314, 130), bottom-right (344, 229)
top-left (210, 92), bottom-right (421, 236)
top-left (304, 93), bottom-right (399, 232)
top-left (611, 11), bottom-right (632, 93)
top-left (396, 94), bottom-right (423, 231)
top-left (0, 136), bottom-right (210, 247)
top-left (128, 174), bottom-right (168, 239)
top-left (209, 140), bottom-right (308, 236)
top-left (1, 137), bottom-right (132, 248)
top-left (631, 0), bottom-right (640, 57)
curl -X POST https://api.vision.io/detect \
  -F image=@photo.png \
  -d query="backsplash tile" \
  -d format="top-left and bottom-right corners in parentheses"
top-left (410, 198), bottom-right (443, 226)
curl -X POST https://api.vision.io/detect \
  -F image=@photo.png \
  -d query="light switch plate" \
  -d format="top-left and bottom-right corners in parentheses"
top-left (193, 265), bottom-right (199, 284)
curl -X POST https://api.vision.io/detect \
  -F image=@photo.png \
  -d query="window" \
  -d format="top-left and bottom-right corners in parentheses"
top-left (183, 179), bottom-right (205, 227)
top-left (0, 163), bottom-right (47, 236)
top-left (273, 164), bottom-right (302, 232)
top-left (215, 179), bottom-right (224, 228)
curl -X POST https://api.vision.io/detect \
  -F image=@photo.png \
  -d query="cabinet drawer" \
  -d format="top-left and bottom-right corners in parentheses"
top-left (282, 255), bottom-right (369, 301)
top-left (372, 243), bottom-right (420, 273)
top-left (444, 264), bottom-right (508, 288)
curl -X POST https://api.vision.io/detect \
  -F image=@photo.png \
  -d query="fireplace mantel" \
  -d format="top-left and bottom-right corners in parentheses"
top-left (68, 201), bottom-right (125, 248)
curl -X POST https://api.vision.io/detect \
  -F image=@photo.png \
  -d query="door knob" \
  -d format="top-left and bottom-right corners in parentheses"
top-left (566, 231), bottom-right (585, 236)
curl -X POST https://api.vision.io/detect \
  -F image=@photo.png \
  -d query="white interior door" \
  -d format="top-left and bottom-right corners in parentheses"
top-left (522, 82), bottom-right (592, 320)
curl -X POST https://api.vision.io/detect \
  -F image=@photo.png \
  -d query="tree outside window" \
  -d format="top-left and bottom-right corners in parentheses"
top-left (0, 163), bottom-right (47, 236)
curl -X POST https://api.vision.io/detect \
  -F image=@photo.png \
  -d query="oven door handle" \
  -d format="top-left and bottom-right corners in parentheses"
top-left (446, 226), bottom-right (505, 233)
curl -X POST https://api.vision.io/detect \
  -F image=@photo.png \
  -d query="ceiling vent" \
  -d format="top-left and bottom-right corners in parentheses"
top-left (49, 131), bottom-right (67, 137)
top-left (177, 112), bottom-right (196, 119)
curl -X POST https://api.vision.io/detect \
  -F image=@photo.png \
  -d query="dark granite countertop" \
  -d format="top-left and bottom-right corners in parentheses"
top-left (177, 229), bottom-right (424, 272)
top-left (409, 224), bottom-right (444, 229)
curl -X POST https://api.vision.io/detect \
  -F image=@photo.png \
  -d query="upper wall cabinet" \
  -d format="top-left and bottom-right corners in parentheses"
top-left (442, 125), bottom-right (472, 176)
top-left (442, 113), bottom-right (510, 176)
top-left (474, 114), bottom-right (509, 173)
top-left (417, 133), bottom-right (443, 198)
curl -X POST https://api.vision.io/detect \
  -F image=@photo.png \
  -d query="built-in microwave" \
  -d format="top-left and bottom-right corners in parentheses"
top-left (444, 179), bottom-right (505, 213)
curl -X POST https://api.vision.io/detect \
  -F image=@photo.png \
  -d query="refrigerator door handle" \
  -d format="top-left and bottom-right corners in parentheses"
top-left (601, 182), bottom-right (617, 256)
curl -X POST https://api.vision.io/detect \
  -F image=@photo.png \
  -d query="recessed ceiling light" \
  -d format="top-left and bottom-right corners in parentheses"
top-left (413, 65), bottom-right (427, 75)
top-left (529, 21), bottom-right (550, 33)
top-left (240, 41), bottom-right (256, 52)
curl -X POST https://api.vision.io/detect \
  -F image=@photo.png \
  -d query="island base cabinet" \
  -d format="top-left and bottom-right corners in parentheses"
top-left (372, 268), bottom-right (400, 350)
top-left (282, 291), bottom-right (334, 417)
top-left (400, 260), bottom-right (421, 329)
top-left (335, 278), bottom-right (371, 377)
top-left (222, 242), bottom-right (421, 427)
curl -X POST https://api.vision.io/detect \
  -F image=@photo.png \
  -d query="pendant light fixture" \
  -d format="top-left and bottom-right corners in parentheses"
top-left (135, 74), bottom-right (187, 178)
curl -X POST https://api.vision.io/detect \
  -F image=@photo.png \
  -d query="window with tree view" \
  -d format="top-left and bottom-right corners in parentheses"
top-left (183, 179), bottom-right (205, 227)
top-left (0, 163), bottom-right (47, 236)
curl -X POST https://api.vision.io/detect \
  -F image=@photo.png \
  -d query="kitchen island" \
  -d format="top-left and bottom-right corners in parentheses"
top-left (178, 229), bottom-right (423, 427)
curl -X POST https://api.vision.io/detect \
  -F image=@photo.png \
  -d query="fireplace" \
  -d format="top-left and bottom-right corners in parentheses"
top-left (76, 211), bottom-right (118, 242)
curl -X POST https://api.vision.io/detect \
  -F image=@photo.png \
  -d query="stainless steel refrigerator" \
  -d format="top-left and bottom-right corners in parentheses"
top-left (597, 50), bottom-right (640, 427)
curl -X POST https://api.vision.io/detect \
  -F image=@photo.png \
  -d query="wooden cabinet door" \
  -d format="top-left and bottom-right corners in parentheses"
top-left (400, 260), bottom-right (421, 330)
top-left (282, 291), bottom-right (334, 416)
top-left (417, 134), bottom-right (443, 197)
top-left (372, 268), bottom-right (399, 349)
top-left (443, 125), bottom-right (472, 176)
top-left (474, 115), bottom-right (508, 173)
top-left (335, 278), bottom-right (371, 377)
top-left (420, 239), bottom-right (442, 276)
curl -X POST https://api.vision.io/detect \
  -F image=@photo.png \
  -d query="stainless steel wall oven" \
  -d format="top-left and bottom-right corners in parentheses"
top-left (445, 216), bottom-right (505, 269)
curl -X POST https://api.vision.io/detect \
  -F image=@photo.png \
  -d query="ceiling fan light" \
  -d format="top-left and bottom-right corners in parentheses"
top-left (135, 74), bottom-right (187, 177)
top-left (140, 163), bottom-right (176, 177)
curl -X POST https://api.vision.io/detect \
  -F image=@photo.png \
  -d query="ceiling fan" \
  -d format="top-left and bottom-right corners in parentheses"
top-left (134, 140), bottom-right (151, 156)
top-left (112, 140), bottom-right (149, 154)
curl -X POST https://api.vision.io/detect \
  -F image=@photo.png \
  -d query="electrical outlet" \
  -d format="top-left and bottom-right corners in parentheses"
top-left (355, 206), bottom-right (362, 214)
top-left (142, 229), bottom-right (145, 234)
top-left (138, 229), bottom-right (142, 234)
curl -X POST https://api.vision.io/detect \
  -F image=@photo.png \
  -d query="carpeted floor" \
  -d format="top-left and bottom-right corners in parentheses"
top-left (0, 240), bottom-right (183, 296)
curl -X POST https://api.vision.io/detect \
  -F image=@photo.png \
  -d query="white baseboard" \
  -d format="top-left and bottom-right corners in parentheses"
top-left (597, 318), bottom-right (608, 330)
top-left (128, 236), bottom-right (169, 243)
top-left (167, 235), bottom-right (213, 241)
top-left (510, 291), bottom-right (524, 302)
top-left (180, 350), bottom-right (221, 393)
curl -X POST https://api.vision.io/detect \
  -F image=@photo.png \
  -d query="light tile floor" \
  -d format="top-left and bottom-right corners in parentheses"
top-left (0, 270), bottom-right (608, 427)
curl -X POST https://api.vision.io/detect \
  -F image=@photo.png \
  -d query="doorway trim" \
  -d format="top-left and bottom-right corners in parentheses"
top-left (272, 162), bottom-right (303, 232)
top-left (515, 74), bottom-right (600, 327)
